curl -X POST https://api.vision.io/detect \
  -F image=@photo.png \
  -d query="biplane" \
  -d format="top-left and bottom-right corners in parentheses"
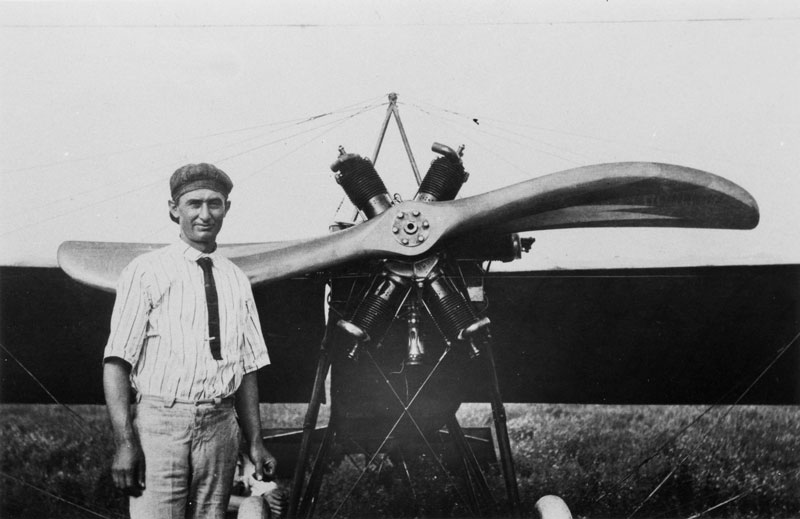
top-left (2, 94), bottom-right (798, 518)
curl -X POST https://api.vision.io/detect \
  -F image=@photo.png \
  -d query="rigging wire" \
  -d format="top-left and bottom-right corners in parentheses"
top-left (8, 100), bottom-right (382, 210)
top-left (0, 341), bottom-right (100, 436)
top-left (407, 101), bottom-right (592, 167)
top-left (0, 471), bottom-right (122, 519)
top-left (682, 467), bottom-right (800, 519)
top-left (687, 489), bottom-right (754, 519)
top-left (593, 330), bottom-right (770, 509)
top-left (0, 175), bottom-right (162, 239)
top-left (405, 104), bottom-right (539, 180)
top-left (1, 102), bottom-right (383, 240)
top-left (0, 342), bottom-right (121, 518)
top-left (409, 97), bottom-right (717, 167)
top-left (4, 98), bottom-right (385, 222)
top-left (623, 329), bottom-right (800, 518)
top-left (137, 101), bottom-right (384, 241)
top-left (0, 94), bottom-right (387, 176)
top-left (213, 100), bottom-right (384, 164)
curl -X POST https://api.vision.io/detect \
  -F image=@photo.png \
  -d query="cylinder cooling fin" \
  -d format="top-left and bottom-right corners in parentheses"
top-left (331, 154), bottom-right (393, 219)
top-left (415, 155), bottom-right (468, 203)
top-left (337, 270), bottom-right (410, 344)
top-left (422, 270), bottom-right (480, 341)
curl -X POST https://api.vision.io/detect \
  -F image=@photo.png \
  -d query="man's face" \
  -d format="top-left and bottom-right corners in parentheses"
top-left (168, 189), bottom-right (231, 250)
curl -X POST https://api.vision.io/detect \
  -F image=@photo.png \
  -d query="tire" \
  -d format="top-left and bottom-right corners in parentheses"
top-left (534, 495), bottom-right (572, 519)
top-left (237, 496), bottom-right (269, 519)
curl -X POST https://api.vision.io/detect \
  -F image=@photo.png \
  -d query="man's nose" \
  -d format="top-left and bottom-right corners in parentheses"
top-left (199, 204), bottom-right (211, 219)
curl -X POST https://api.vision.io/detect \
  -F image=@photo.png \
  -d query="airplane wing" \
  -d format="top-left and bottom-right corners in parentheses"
top-left (4, 264), bottom-right (795, 405)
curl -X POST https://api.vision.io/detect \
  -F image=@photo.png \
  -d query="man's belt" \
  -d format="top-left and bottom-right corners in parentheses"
top-left (137, 394), bottom-right (235, 407)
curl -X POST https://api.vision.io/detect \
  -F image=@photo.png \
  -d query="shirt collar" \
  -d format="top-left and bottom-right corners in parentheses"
top-left (172, 237), bottom-right (219, 262)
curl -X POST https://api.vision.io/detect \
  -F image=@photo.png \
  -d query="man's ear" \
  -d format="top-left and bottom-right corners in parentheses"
top-left (225, 199), bottom-right (231, 214)
top-left (168, 199), bottom-right (179, 224)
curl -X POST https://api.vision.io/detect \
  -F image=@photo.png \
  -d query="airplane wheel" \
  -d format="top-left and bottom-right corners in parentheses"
top-left (236, 496), bottom-right (269, 519)
top-left (534, 495), bottom-right (572, 519)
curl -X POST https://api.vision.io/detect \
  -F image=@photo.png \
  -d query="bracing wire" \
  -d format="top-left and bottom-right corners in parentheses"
top-left (0, 176), bottom-right (163, 239)
top-left (686, 489), bottom-right (754, 519)
top-left (406, 101), bottom-right (592, 167)
top-left (683, 467), bottom-right (800, 519)
top-left (137, 101), bottom-right (384, 241)
top-left (9, 100), bottom-right (381, 212)
top-left (593, 364), bottom-right (758, 509)
top-left (244, 102), bottom-right (385, 178)
top-left (0, 341), bottom-right (100, 436)
top-left (1, 102), bottom-right (384, 240)
top-left (411, 99), bottom-right (620, 144)
top-left (0, 94), bottom-right (387, 176)
top-left (213, 100), bottom-right (384, 164)
top-left (407, 98), bottom-right (702, 167)
top-left (405, 103), bottom-right (538, 180)
top-left (0, 342), bottom-right (123, 518)
top-left (4, 97), bottom-right (386, 215)
top-left (0, 471), bottom-right (123, 519)
top-left (623, 329), bottom-right (800, 518)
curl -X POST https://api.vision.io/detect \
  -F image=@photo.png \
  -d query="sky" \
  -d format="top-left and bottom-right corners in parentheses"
top-left (1, 1), bottom-right (799, 271)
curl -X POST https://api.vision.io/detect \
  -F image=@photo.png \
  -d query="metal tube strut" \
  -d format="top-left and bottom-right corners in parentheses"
top-left (287, 313), bottom-right (336, 519)
top-left (482, 336), bottom-right (521, 516)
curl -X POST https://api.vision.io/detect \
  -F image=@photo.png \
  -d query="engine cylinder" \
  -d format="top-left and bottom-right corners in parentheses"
top-left (332, 154), bottom-right (393, 219)
top-left (422, 270), bottom-right (479, 341)
top-left (415, 156), bottom-right (468, 203)
top-left (338, 271), bottom-right (410, 345)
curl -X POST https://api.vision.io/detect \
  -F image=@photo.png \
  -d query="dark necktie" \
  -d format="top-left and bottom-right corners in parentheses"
top-left (197, 257), bottom-right (222, 360)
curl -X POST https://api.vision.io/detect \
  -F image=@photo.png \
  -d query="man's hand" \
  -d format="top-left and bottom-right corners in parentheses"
top-left (249, 440), bottom-right (277, 481)
top-left (104, 360), bottom-right (144, 495)
top-left (265, 485), bottom-right (287, 518)
top-left (236, 372), bottom-right (275, 479)
top-left (111, 440), bottom-right (146, 495)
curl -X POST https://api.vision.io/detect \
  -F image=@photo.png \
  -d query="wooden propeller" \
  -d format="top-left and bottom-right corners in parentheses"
top-left (58, 162), bottom-right (759, 292)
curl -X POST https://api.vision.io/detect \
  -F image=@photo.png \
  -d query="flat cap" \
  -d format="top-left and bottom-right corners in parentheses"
top-left (170, 163), bottom-right (233, 201)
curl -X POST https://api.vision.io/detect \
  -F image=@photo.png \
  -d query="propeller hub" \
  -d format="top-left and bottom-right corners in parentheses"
top-left (393, 209), bottom-right (430, 247)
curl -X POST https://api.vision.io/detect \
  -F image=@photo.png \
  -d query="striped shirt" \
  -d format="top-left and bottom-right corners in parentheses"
top-left (104, 240), bottom-right (270, 401)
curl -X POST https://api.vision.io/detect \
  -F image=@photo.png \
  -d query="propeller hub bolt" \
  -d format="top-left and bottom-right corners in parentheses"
top-left (393, 207), bottom-right (430, 248)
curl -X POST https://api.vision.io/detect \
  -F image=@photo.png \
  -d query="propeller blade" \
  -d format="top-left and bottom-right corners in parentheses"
top-left (234, 214), bottom-right (406, 286)
top-left (58, 241), bottom-right (294, 292)
top-left (57, 212), bottom-right (414, 291)
top-left (59, 162), bottom-right (759, 291)
top-left (445, 162), bottom-right (759, 236)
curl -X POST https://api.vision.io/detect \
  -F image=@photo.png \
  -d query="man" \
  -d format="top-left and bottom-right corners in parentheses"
top-left (103, 163), bottom-right (276, 518)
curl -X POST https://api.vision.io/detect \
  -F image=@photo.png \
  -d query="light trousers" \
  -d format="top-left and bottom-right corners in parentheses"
top-left (129, 399), bottom-right (240, 519)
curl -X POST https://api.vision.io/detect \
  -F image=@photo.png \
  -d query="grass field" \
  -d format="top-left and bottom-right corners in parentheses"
top-left (1, 403), bottom-right (798, 518)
